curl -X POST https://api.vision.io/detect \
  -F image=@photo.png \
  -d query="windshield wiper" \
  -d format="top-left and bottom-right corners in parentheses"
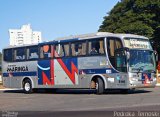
top-left (137, 66), bottom-right (144, 74)
top-left (137, 68), bottom-right (141, 74)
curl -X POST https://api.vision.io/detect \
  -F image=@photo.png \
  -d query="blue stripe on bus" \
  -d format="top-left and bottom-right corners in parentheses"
top-left (79, 68), bottom-right (119, 74)
top-left (3, 71), bottom-right (37, 77)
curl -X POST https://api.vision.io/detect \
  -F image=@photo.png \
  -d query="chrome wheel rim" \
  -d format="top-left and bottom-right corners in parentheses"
top-left (24, 83), bottom-right (30, 91)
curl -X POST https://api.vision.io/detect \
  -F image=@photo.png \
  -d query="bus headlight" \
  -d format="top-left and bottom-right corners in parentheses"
top-left (130, 77), bottom-right (138, 81)
top-left (153, 77), bottom-right (157, 81)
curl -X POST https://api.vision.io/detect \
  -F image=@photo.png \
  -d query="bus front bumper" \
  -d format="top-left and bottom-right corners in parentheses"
top-left (129, 78), bottom-right (157, 88)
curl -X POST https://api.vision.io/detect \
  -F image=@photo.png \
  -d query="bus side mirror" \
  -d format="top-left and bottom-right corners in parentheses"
top-left (126, 51), bottom-right (130, 60)
top-left (154, 50), bottom-right (158, 62)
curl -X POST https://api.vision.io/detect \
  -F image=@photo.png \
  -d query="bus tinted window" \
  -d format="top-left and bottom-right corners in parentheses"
top-left (88, 39), bottom-right (105, 55)
top-left (27, 46), bottom-right (39, 60)
top-left (71, 41), bottom-right (86, 56)
top-left (107, 37), bottom-right (123, 68)
top-left (40, 45), bottom-right (54, 59)
top-left (4, 49), bottom-right (13, 62)
top-left (107, 38), bottom-right (122, 57)
top-left (108, 39), bottom-right (115, 56)
top-left (64, 43), bottom-right (70, 57)
top-left (71, 43), bottom-right (76, 56)
top-left (55, 43), bottom-right (70, 57)
top-left (55, 44), bottom-right (64, 57)
top-left (115, 40), bottom-right (122, 49)
top-left (14, 48), bottom-right (26, 61)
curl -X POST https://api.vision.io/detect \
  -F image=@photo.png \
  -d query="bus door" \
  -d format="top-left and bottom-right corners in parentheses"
top-left (115, 48), bottom-right (128, 73)
top-left (115, 48), bottom-right (129, 87)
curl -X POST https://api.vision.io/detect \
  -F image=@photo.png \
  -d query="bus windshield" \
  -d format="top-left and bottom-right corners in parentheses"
top-left (129, 50), bottom-right (156, 73)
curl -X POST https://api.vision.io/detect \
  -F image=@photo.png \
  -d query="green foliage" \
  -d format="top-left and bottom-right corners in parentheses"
top-left (99, 0), bottom-right (160, 47)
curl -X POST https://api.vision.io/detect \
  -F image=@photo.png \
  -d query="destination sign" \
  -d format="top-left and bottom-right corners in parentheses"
top-left (124, 39), bottom-right (151, 49)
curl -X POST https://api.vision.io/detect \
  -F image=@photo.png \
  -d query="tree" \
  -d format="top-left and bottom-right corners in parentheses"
top-left (99, 0), bottom-right (160, 52)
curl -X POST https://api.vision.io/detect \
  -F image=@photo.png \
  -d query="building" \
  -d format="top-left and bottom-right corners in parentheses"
top-left (9, 24), bottom-right (42, 46)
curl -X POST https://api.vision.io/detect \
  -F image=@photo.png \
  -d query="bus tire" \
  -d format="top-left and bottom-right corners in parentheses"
top-left (96, 78), bottom-right (104, 95)
top-left (23, 79), bottom-right (32, 94)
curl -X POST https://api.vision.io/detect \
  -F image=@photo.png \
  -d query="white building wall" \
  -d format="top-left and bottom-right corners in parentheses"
top-left (9, 24), bottom-right (42, 46)
top-left (32, 31), bottom-right (42, 44)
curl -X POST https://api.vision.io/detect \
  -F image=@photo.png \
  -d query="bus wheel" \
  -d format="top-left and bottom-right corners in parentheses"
top-left (96, 78), bottom-right (104, 95)
top-left (23, 79), bottom-right (32, 94)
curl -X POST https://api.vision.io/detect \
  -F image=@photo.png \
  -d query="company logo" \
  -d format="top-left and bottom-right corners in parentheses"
top-left (7, 65), bottom-right (28, 72)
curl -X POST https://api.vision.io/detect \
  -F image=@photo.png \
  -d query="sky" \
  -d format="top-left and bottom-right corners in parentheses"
top-left (0, 0), bottom-right (120, 52)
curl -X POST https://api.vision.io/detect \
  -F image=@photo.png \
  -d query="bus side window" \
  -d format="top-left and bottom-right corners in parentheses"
top-left (64, 43), bottom-right (70, 57)
top-left (71, 41), bottom-right (86, 56)
top-left (107, 39), bottom-right (115, 57)
top-left (4, 49), bottom-right (13, 62)
top-left (99, 40), bottom-right (105, 54)
top-left (71, 43), bottom-right (76, 56)
top-left (107, 37), bottom-right (123, 68)
top-left (81, 42), bottom-right (87, 55)
top-left (27, 46), bottom-right (39, 60)
top-left (14, 48), bottom-right (26, 61)
top-left (107, 38), bottom-right (122, 57)
top-left (88, 39), bottom-right (104, 55)
top-left (55, 44), bottom-right (64, 57)
top-left (75, 43), bottom-right (82, 56)
top-left (55, 43), bottom-right (69, 57)
top-left (40, 45), bottom-right (54, 59)
top-left (115, 39), bottom-right (122, 50)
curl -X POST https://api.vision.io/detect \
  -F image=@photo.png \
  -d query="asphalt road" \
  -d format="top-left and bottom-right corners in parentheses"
top-left (0, 87), bottom-right (160, 117)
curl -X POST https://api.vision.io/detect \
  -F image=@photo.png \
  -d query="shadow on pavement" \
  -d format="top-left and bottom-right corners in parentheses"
top-left (3, 88), bottom-right (152, 95)
top-left (1, 111), bottom-right (114, 117)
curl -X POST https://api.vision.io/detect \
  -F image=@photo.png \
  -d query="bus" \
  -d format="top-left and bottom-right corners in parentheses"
top-left (2, 32), bottom-right (157, 94)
